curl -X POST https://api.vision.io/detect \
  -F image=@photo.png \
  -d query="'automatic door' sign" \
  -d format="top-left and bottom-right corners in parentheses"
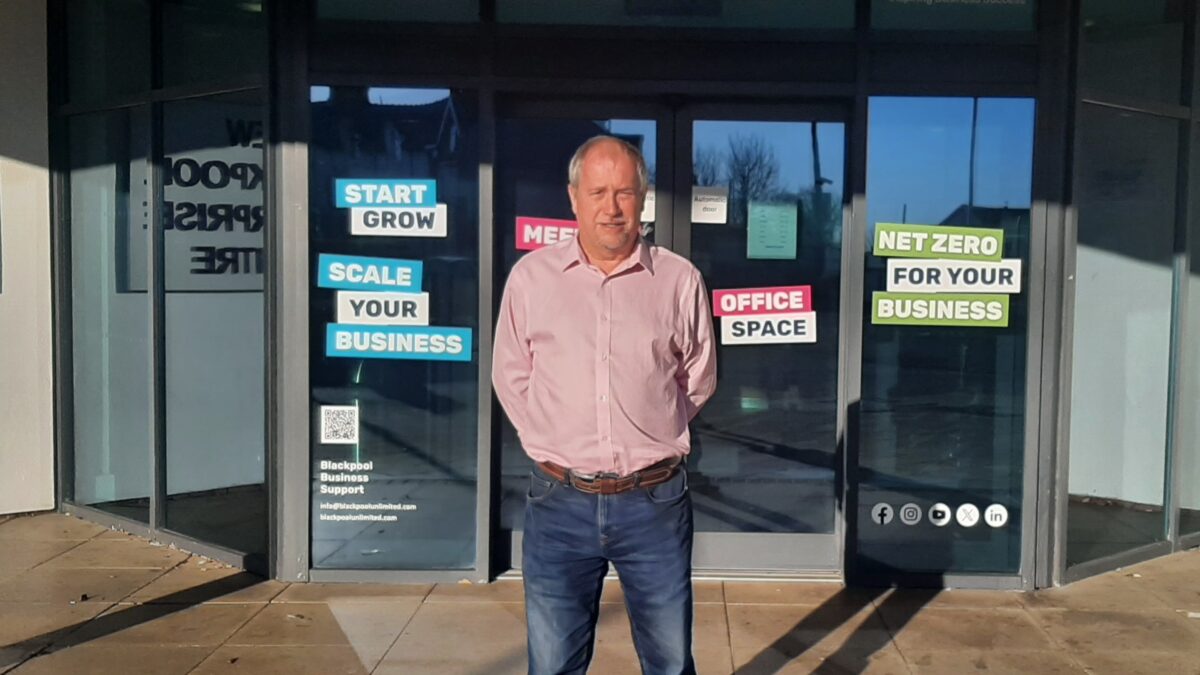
top-left (871, 222), bottom-right (1023, 328)
top-left (712, 285), bottom-right (816, 345)
top-left (336, 179), bottom-right (448, 237)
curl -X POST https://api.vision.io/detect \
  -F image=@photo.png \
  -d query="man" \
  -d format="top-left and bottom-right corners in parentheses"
top-left (492, 135), bottom-right (717, 675)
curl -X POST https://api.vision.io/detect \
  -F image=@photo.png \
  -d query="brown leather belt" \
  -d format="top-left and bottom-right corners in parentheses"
top-left (536, 458), bottom-right (681, 495)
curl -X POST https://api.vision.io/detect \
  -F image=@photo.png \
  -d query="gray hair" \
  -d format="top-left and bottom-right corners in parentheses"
top-left (567, 135), bottom-right (650, 196)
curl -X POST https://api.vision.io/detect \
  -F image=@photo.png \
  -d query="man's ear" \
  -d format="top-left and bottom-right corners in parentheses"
top-left (567, 184), bottom-right (579, 218)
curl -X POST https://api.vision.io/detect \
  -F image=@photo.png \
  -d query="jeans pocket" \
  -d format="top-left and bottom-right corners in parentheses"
top-left (527, 470), bottom-right (558, 502)
top-left (645, 469), bottom-right (688, 504)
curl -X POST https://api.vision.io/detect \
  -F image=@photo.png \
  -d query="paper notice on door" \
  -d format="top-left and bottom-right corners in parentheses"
top-left (747, 202), bottom-right (798, 259)
top-left (691, 186), bottom-right (728, 224)
top-left (640, 186), bottom-right (655, 223)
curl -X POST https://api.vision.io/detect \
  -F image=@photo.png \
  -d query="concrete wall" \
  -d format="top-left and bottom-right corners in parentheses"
top-left (0, 1), bottom-right (56, 514)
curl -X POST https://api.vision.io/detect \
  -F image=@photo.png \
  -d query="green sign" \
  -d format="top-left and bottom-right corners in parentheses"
top-left (874, 223), bottom-right (1004, 262)
top-left (872, 292), bottom-right (1010, 328)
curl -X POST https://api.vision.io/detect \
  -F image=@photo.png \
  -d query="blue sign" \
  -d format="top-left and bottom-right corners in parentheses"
top-left (326, 324), bottom-right (473, 362)
top-left (335, 179), bottom-right (437, 208)
top-left (316, 254), bottom-right (423, 292)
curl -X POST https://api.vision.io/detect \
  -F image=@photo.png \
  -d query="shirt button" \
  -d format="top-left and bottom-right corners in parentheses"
top-left (601, 354), bottom-right (608, 361)
top-left (601, 315), bottom-right (608, 322)
top-left (601, 435), bottom-right (609, 441)
top-left (600, 394), bottom-right (607, 401)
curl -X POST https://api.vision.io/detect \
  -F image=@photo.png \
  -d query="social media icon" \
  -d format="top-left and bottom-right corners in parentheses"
top-left (899, 503), bottom-right (922, 525)
top-left (984, 504), bottom-right (1009, 528)
top-left (929, 503), bottom-right (952, 527)
top-left (956, 503), bottom-right (980, 527)
top-left (871, 503), bottom-right (894, 525)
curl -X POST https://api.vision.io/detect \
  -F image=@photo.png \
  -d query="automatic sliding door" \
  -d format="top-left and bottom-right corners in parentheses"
top-left (494, 101), bottom-right (668, 568)
top-left (679, 106), bottom-right (847, 572)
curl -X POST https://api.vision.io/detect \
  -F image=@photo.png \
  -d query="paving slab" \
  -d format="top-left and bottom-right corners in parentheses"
top-left (0, 514), bottom-right (107, 541)
top-left (190, 645), bottom-right (370, 675)
top-left (1028, 607), bottom-right (1200, 654)
top-left (271, 582), bottom-right (431, 603)
top-left (1068, 648), bottom-right (1200, 675)
top-left (54, 602), bottom-right (264, 648)
top-left (902, 649), bottom-right (1084, 675)
top-left (9, 644), bottom-right (211, 675)
top-left (125, 561), bottom-right (286, 604)
top-left (0, 540), bottom-right (84, 571)
top-left (375, 599), bottom-right (527, 674)
top-left (727, 602), bottom-right (894, 672)
top-left (883, 607), bottom-right (1055, 653)
top-left (0, 567), bottom-right (166, 603)
top-left (39, 539), bottom-right (190, 570)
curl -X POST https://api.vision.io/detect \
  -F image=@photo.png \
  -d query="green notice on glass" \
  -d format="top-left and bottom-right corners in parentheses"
top-left (874, 223), bottom-right (1003, 262)
top-left (872, 292), bottom-right (1010, 328)
top-left (747, 202), bottom-right (797, 260)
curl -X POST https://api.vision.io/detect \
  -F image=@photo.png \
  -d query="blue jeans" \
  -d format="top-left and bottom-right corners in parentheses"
top-left (522, 464), bottom-right (695, 675)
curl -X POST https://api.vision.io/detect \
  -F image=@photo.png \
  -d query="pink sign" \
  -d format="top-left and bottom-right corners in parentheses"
top-left (712, 285), bottom-right (813, 316)
top-left (516, 216), bottom-right (578, 251)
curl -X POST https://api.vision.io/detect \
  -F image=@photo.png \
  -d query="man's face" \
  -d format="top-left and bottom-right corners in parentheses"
top-left (568, 141), bottom-right (643, 259)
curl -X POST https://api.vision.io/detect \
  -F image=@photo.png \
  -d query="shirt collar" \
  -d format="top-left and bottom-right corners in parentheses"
top-left (558, 236), bottom-right (655, 276)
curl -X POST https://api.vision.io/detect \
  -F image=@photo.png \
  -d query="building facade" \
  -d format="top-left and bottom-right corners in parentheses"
top-left (1, 0), bottom-right (1198, 589)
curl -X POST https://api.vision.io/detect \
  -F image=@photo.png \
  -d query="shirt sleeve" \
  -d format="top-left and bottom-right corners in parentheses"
top-left (677, 269), bottom-right (718, 420)
top-left (491, 268), bottom-right (532, 435)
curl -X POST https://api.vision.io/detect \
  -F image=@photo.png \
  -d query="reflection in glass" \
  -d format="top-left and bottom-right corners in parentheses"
top-left (497, 0), bottom-right (853, 29)
top-left (1079, 1), bottom-right (1185, 105)
top-left (317, 0), bottom-right (479, 22)
top-left (860, 97), bottom-right (1034, 574)
top-left (1067, 104), bottom-right (1176, 566)
top-left (67, 0), bottom-right (150, 104)
top-left (69, 109), bottom-right (152, 522)
top-left (162, 0), bottom-right (265, 86)
top-left (1182, 125), bottom-right (1200, 538)
top-left (494, 117), bottom-right (656, 559)
top-left (162, 92), bottom-right (268, 562)
top-left (689, 120), bottom-right (844, 537)
top-left (871, 0), bottom-right (1035, 31)
top-left (309, 87), bottom-right (479, 569)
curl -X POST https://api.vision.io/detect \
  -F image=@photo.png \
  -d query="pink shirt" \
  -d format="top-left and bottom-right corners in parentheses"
top-left (492, 237), bottom-right (717, 475)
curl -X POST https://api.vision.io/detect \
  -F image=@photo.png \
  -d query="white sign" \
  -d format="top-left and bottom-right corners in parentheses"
top-left (899, 503), bottom-right (923, 525)
top-left (350, 204), bottom-right (448, 237)
top-left (641, 187), bottom-right (655, 223)
top-left (335, 291), bottom-right (429, 326)
top-left (870, 503), bottom-right (894, 525)
top-left (886, 258), bottom-right (1022, 294)
top-left (956, 503), bottom-right (980, 528)
top-left (720, 312), bottom-right (817, 345)
top-left (929, 503), bottom-right (952, 527)
top-left (319, 405), bottom-right (360, 445)
top-left (691, 186), bottom-right (728, 224)
top-left (984, 504), bottom-right (1009, 528)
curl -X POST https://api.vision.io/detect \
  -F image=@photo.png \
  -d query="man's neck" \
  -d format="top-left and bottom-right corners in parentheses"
top-left (580, 239), bottom-right (639, 276)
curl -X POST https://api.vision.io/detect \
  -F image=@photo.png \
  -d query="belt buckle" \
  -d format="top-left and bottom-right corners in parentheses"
top-left (568, 470), bottom-right (618, 493)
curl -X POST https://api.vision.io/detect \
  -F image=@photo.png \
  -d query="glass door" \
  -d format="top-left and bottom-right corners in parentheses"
top-left (494, 99), bottom-right (671, 569)
top-left (493, 99), bottom-right (847, 574)
top-left (677, 104), bottom-right (847, 571)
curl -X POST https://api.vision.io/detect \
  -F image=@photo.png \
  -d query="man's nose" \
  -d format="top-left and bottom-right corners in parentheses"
top-left (603, 193), bottom-right (621, 216)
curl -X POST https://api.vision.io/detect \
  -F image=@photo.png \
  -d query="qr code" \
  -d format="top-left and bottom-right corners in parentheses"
top-left (320, 405), bottom-right (359, 444)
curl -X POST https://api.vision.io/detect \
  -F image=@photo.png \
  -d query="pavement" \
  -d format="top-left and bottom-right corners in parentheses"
top-left (0, 513), bottom-right (1198, 674)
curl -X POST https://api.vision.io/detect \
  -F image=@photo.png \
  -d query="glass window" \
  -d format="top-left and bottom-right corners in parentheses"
top-left (860, 97), bottom-right (1035, 575)
top-left (67, 0), bottom-right (151, 104)
top-left (688, 119), bottom-right (844, 538)
top-left (1175, 124), bottom-right (1200, 539)
top-left (309, 86), bottom-right (480, 570)
top-left (497, 0), bottom-right (853, 29)
top-left (1079, 0), bottom-right (1185, 105)
top-left (317, 0), bottom-right (478, 22)
top-left (161, 92), bottom-right (268, 562)
top-left (1067, 104), bottom-right (1177, 567)
top-left (493, 114), bottom-right (658, 557)
top-left (871, 0), bottom-right (1035, 31)
top-left (69, 108), bottom-right (152, 522)
top-left (161, 0), bottom-right (266, 86)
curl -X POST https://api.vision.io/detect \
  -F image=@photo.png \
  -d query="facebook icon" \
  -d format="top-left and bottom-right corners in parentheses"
top-left (871, 503), bottom-right (894, 525)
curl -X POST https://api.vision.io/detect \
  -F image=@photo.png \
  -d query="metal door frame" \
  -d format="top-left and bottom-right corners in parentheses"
top-left (495, 96), bottom-right (854, 576)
